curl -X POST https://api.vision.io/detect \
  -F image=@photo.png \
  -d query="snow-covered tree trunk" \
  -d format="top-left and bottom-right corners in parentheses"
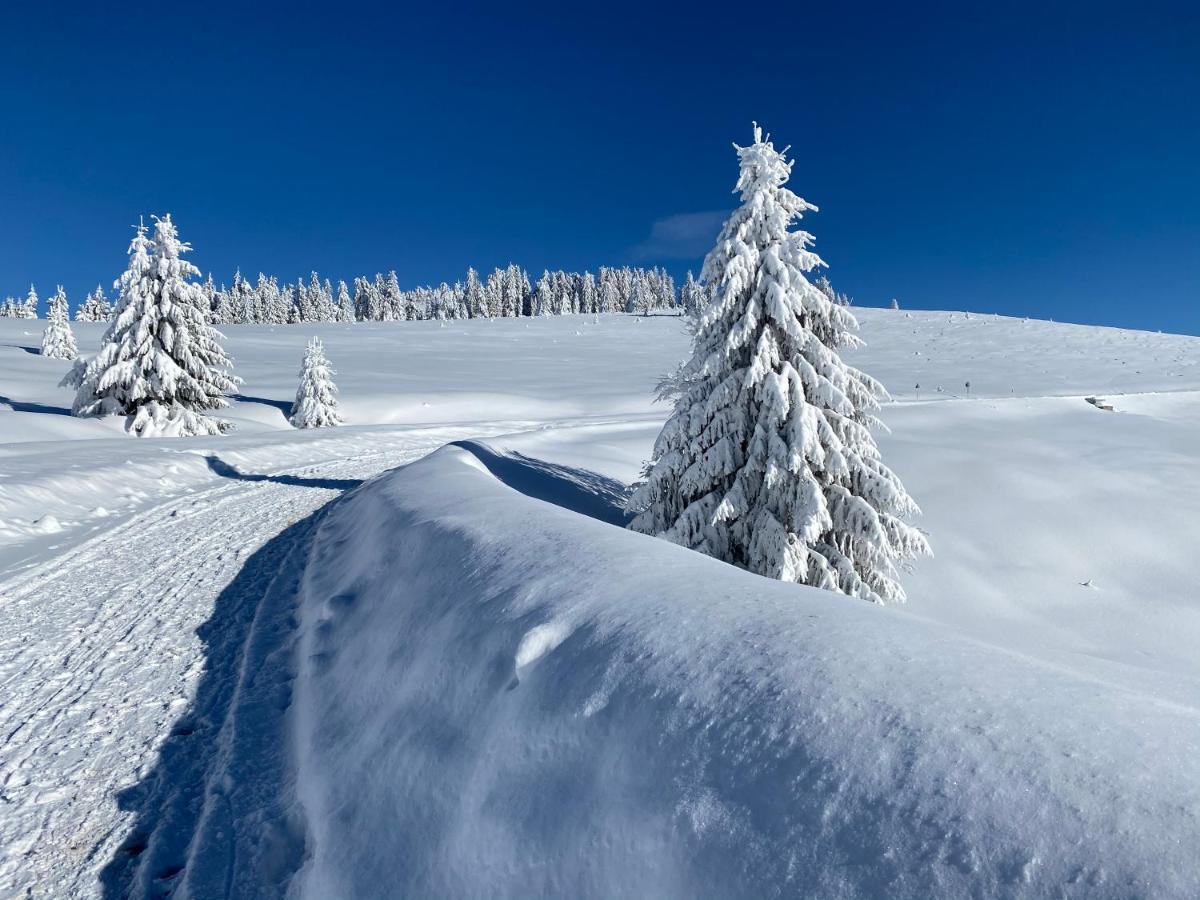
top-left (627, 125), bottom-right (930, 603)
top-left (71, 215), bottom-right (241, 437)
top-left (289, 336), bottom-right (343, 428)
top-left (41, 286), bottom-right (78, 360)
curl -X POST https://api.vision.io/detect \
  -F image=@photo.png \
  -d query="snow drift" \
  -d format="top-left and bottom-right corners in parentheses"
top-left (293, 443), bottom-right (1200, 898)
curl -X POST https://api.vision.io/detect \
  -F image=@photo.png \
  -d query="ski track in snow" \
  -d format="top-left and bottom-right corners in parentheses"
top-left (0, 421), bottom-right (542, 899)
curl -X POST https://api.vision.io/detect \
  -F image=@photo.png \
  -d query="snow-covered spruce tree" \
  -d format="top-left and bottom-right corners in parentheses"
top-left (680, 270), bottom-right (708, 321)
top-left (72, 215), bottom-right (240, 437)
top-left (516, 267), bottom-right (532, 317)
top-left (598, 269), bottom-right (621, 313)
top-left (289, 336), bottom-right (343, 428)
top-left (579, 271), bottom-right (597, 314)
top-left (349, 276), bottom-right (371, 321)
top-left (20, 285), bottom-right (39, 319)
top-left (76, 284), bottom-right (113, 322)
top-left (41, 286), bottom-right (78, 360)
top-left (376, 271), bottom-right (400, 320)
top-left (335, 280), bottom-right (355, 322)
top-left (627, 126), bottom-right (929, 603)
top-left (628, 273), bottom-right (653, 316)
top-left (533, 271), bottom-right (554, 316)
top-left (404, 281), bottom-right (426, 321)
top-left (252, 273), bottom-right (273, 323)
top-left (483, 269), bottom-right (503, 318)
top-left (463, 267), bottom-right (485, 318)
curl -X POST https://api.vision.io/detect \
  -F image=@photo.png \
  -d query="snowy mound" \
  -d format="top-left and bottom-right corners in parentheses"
top-left (294, 444), bottom-right (1200, 898)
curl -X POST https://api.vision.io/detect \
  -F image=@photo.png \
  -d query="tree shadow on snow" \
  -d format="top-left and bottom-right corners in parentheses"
top-left (0, 343), bottom-right (42, 355)
top-left (206, 455), bottom-right (362, 491)
top-left (450, 440), bottom-right (632, 527)
top-left (232, 393), bottom-right (293, 416)
top-left (0, 394), bottom-right (72, 416)
top-left (97, 499), bottom-right (343, 899)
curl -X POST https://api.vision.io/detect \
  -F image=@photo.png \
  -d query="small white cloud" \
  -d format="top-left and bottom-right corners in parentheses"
top-left (632, 210), bottom-right (727, 261)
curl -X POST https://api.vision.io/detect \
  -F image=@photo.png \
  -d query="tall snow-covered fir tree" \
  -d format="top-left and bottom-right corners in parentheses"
top-left (71, 215), bottom-right (241, 437)
top-left (289, 336), bottom-right (342, 428)
top-left (41, 286), bottom-right (78, 360)
top-left (627, 125), bottom-right (929, 603)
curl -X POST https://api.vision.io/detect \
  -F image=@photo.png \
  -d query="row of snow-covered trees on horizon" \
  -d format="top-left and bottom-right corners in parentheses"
top-left (1, 284), bottom-right (115, 321)
top-left (3, 265), bottom-right (710, 324)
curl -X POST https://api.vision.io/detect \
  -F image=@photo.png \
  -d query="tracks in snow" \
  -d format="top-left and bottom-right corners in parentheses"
top-left (0, 423), bottom-right (526, 898)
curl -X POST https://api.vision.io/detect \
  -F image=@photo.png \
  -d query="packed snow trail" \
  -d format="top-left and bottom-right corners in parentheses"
top-left (0, 422), bottom-right (546, 898)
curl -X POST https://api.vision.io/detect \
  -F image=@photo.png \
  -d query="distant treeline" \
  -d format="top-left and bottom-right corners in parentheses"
top-left (2, 266), bottom-right (711, 324)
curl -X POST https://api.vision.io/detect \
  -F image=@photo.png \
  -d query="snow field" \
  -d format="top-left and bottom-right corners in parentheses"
top-left (2, 309), bottom-right (1199, 896)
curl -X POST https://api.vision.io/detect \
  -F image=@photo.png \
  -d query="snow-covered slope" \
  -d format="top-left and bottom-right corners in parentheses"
top-left (2, 310), bottom-right (1200, 897)
top-left (291, 443), bottom-right (1200, 898)
top-left (0, 314), bottom-right (679, 572)
top-left (5, 309), bottom-right (1195, 569)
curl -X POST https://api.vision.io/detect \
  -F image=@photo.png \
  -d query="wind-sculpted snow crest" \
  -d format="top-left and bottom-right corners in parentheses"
top-left (292, 444), bottom-right (1200, 899)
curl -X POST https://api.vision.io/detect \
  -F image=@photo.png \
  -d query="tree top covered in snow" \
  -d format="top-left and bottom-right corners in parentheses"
top-left (629, 124), bottom-right (929, 602)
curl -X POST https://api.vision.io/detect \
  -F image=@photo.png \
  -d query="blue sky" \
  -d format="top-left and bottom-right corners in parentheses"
top-left (1, 2), bottom-right (1197, 332)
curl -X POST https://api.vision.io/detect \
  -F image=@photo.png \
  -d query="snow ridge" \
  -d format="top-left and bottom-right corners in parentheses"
top-left (291, 445), bottom-right (1200, 898)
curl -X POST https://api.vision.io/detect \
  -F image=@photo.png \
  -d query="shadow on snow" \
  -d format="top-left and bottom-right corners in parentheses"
top-left (98, 445), bottom-right (626, 896)
top-left (205, 455), bottom-right (362, 491)
top-left (0, 394), bottom-right (72, 416)
top-left (450, 440), bottom-right (632, 527)
top-left (97, 469), bottom-right (359, 898)
top-left (231, 393), bottom-right (293, 417)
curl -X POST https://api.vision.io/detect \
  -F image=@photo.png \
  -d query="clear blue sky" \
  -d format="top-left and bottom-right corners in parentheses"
top-left (1, 2), bottom-right (1197, 332)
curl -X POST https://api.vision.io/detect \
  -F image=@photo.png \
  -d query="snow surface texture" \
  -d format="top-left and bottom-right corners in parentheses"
top-left (1, 311), bottom-right (1200, 896)
top-left (293, 444), bottom-right (1200, 897)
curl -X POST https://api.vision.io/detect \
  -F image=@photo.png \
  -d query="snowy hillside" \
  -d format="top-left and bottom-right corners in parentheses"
top-left (292, 443), bottom-right (1200, 898)
top-left (2, 311), bottom-right (1200, 896)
